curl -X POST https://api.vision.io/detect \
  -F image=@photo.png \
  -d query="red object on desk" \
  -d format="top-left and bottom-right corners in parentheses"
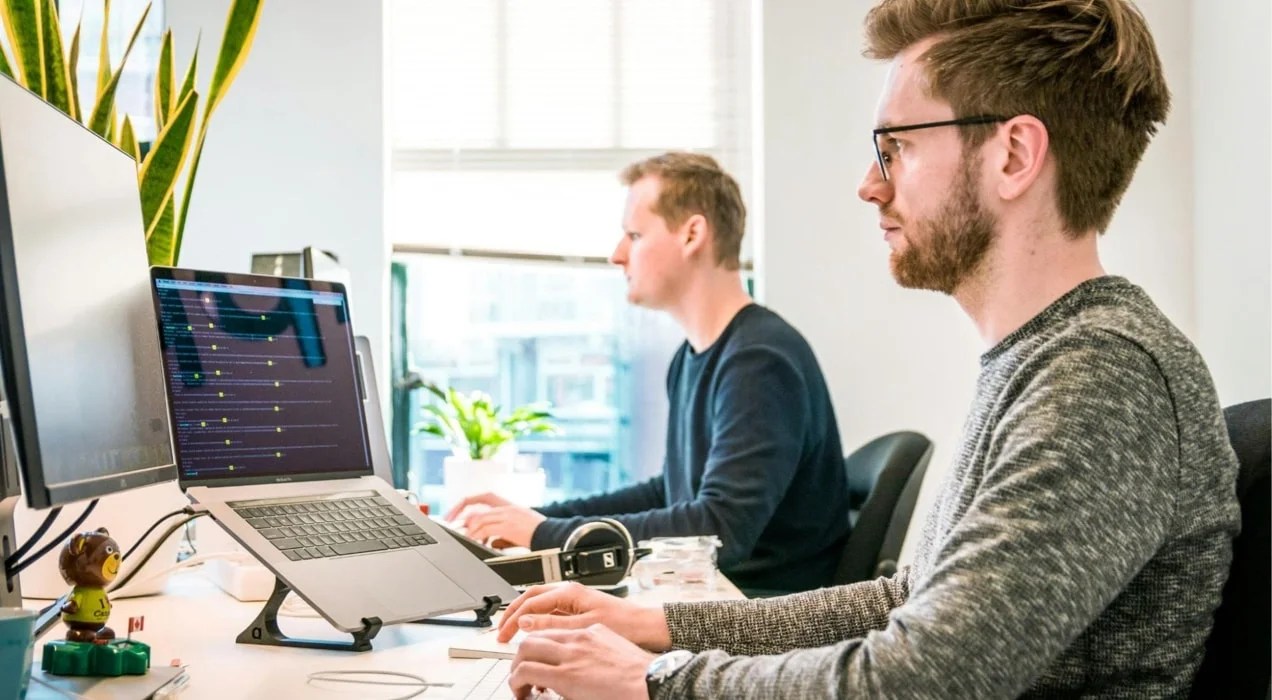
top-left (418, 504), bottom-right (430, 516)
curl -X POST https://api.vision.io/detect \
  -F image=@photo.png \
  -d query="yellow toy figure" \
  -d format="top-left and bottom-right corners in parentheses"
top-left (58, 528), bottom-right (121, 643)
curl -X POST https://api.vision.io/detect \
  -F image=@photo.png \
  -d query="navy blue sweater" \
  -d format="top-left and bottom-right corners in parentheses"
top-left (531, 304), bottom-right (849, 593)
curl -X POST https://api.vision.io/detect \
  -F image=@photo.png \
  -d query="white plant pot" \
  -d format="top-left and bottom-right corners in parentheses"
top-left (442, 455), bottom-right (546, 513)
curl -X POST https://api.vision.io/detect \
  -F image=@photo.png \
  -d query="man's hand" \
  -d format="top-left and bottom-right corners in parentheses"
top-left (444, 491), bottom-right (514, 521)
top-left (498, 582), bottom-right (672, 651)
top-left (509, 625), bottom-right (655, 700)
top-left (463, 505), bottom-right (546, 547)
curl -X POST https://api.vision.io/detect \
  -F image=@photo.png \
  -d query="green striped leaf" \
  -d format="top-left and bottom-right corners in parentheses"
top-left (38, 0), bottom-right (71, 116)
top-left (174, 37), bottom-right (197, 113)
top-left (65, 17), bottom-right (81, 120)
top-left (118, 114), bottom-right (139, 161)
top-left (154, 28), bottom-right (172, 131)
top-left (204, 0), bottom-right (261, 120)
top-left (145, 198), bottom-right (176, 267)
top-left (94, 0), bottom-right (109, 97)
top-left (87, 2), bottom-right (150, 138)
top-left (139, 88), bottom-right (196, 242)
top-left (2, 0), bottom-right (44, 96)
top-left (0, 40), bottom-right (12, 80)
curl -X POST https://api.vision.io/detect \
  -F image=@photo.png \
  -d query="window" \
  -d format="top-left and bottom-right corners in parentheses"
top-left (58, 0), bottom-right (166, 143)
top-left (387, 0), bottom-right (752, 509)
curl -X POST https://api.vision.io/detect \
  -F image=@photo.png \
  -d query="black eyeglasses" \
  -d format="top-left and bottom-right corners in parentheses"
top-left (872, 115), bottom-right (1007, 181)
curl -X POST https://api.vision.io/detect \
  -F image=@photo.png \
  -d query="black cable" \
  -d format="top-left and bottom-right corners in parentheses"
top-left (7, 499), bottom-right (99, 577)
top-left (3, 506), bottom-right (62, 568)
top-left (108, 512), bottom-right (208, 592)
top-left (121, 508), bottom-right (191, 561)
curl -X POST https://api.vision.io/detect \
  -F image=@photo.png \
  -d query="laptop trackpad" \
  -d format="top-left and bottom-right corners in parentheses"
top-left (367, 549), bottom-right (473, 617)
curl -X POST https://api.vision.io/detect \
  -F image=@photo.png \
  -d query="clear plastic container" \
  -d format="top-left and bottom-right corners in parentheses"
top-left (633, 536), bottom-right (722, 592)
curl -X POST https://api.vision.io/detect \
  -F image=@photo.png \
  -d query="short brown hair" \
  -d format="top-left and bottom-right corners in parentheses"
top-left (865, 0), bottom-right (1170, 235)
top-left (620, 152), bottom-right (746, 269)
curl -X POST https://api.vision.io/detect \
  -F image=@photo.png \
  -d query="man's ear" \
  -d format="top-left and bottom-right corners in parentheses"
top-left (994, 114), bottom-right (1049, 201)
top-left (681, 214), bottom-right (709, 258)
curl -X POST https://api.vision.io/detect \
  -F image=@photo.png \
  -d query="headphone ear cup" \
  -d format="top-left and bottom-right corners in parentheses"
top-left (561, 519), bottom-right (635, 585)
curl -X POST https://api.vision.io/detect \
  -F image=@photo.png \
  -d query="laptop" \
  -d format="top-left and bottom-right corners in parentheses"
top-left (148, 267), bottom-right (517, 632)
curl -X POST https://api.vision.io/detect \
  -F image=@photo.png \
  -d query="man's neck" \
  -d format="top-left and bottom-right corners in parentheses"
top-left (954, 226), bottom-right (1105, 347)
top-left (668, 271), bottom-right (753, 352)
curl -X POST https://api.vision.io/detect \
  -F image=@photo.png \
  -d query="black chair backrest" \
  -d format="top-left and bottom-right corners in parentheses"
top-left (834, 431), bottom-right (933, 584)
top-left (1190, 398), bottom-right (1271, 698)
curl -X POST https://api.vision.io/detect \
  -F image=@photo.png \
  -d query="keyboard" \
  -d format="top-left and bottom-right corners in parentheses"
top-left (441, 659), bottom-right (512, 700)
top-left (229, 491), bottom-right (437, 561)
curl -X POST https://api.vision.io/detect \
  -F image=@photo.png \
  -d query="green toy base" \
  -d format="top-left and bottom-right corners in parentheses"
top-left (41, 639), bottom-right (151, 676)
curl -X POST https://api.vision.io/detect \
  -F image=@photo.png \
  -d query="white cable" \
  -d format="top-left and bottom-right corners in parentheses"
top-left (306, 670), bottom-right (451, 700)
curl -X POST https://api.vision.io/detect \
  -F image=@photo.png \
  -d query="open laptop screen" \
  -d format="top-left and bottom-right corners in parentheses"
top-left (150, 268), bottom-right (372, 485)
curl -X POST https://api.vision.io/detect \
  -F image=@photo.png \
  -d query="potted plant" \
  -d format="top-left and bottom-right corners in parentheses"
top-left (413, 383), bottom-right (560, 510)
top-left (0, 0), bottom-right (263, 265)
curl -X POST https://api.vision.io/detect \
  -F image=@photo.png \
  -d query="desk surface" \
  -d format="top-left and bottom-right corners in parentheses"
top-left (28, 568), bottom-right (744, 699)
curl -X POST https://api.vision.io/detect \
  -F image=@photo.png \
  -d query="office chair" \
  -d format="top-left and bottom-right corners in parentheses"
top-left (833, 431), bottom-right (933, 584)
top-left (1190, 398), bottom-right (1271, 699)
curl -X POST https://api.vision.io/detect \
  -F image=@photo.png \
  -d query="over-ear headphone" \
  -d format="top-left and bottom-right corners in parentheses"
top-left (560, 517), bottom-right (636, 587)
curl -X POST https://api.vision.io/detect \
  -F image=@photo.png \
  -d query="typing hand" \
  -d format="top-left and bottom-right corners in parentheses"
top-left (444, 492), bottom-right (514, 521)
top-left (463, 505), bottom-right (545, 548)
top-left (498, 582), bottom-right (672, 652)
top-left (510, 625), bottom-right (654, 700)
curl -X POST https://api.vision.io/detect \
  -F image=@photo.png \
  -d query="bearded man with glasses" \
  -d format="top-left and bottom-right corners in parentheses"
top-left (491, 2), bottom-right (1241, 698)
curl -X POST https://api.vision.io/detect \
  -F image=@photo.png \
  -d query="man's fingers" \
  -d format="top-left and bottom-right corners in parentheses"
top-left (518, 612), bottom-right (594, 633)
top-left (517, 632), bottom-right (573, 666)
top-left (509, 660), bottom-right (560, 700)
top-left (497, 586), bottom-right (582, 641)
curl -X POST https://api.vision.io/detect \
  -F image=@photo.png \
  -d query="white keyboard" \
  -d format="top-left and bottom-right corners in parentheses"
top-left (438, 659), bottom-right (512, 700)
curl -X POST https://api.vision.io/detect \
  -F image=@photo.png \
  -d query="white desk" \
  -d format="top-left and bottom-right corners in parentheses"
top-left (28, 569), bottom-right (744, 699)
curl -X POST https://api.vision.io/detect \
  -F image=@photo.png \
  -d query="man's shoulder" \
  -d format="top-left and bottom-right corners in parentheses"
top-left (722, 304), bottom-right (814, 354)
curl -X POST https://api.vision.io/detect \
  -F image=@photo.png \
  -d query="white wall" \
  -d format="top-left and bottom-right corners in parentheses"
top-left (164, 0), bottom-right (389, 375)
top-left (757, 0), bottom-right (1258, 562)
top-left (1192, 0), bottom-right (1272, 405)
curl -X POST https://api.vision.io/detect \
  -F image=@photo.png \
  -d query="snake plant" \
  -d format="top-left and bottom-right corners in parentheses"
top-left (0, 0), bottom-right (263, 266)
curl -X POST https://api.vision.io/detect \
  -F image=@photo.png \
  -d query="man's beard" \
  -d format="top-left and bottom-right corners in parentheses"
top-left (889, 155), bottom-right (996, 295)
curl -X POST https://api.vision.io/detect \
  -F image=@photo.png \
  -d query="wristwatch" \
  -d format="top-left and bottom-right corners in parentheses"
top-left (645, 649), bottom-right (695, 698)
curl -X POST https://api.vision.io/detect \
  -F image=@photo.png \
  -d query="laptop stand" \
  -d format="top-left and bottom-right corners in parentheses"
top-left (411, 594), bottom-right (502, 628)
top-left (237, 577), bottom-right (382, 652)
top-left (237, 578), bottom-right (504, 651)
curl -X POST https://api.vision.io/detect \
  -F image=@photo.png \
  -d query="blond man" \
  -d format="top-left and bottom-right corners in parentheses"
top-left (451, 153), bottom-right (850, 595)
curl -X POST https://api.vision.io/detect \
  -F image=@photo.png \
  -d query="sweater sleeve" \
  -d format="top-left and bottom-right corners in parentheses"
top-left (657, 332), bottom-right (1181, 699)
top-left (533, 346), bottom-right (812, 565)
top-left (531, 476), bottom-right (666, 549)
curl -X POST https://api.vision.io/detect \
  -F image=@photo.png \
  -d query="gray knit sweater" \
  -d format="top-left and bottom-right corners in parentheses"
top-left (658, 277), bottom-right (1241, 699)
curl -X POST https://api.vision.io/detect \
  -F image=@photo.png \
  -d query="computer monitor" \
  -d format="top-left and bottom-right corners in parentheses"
top-left (0, 75), bottom-right (176, 605)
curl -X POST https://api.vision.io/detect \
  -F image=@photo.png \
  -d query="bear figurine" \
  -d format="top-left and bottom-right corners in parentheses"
top-left (58, 527), bottom-right (121, 643)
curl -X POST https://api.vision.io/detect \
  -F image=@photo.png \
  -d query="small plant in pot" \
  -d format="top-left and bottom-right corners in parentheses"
top-left (412, 384), bottom-right (560, 509)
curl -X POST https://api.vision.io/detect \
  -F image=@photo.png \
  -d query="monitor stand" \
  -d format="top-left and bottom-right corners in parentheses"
top-left (1, 406), bottom-right (24, 608)
top-left (0, 494), bottom-right (21, 608)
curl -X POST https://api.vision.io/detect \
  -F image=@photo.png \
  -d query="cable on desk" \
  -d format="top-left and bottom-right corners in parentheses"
top-left (3, 506), bottom-right (61, 568)
top-left (121, 507), bottom-right (193, 560)
top-left (7, 499), bottom-right (98, 576)
top-left (108, 512), bottom-right (209, 592)
top-left (306, 670), bottom-right (452, 700)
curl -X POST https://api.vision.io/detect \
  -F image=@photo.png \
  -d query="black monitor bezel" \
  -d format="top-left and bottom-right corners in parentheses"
top-left (0, 92), bottom-right (177, 508)
top-left (149, 266), bottom-right (375, 489)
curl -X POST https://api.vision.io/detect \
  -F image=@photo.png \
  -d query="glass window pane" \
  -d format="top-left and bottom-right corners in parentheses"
top-left (505, 0), bottom-right (614, 148)
top-left (396, 254), bottom-right (682, 511)
top-left (619, 0), bottom-right (716, 148)
top-left (389, 170), bottom-right (627, 257)
top-left (389, 0), bottom-right (499, 148)
top-left (59, 0), bottom-right (164, 142)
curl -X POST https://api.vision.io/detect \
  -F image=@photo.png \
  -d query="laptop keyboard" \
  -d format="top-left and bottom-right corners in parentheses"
top-left (229, 492), bottom-right (437, 561)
